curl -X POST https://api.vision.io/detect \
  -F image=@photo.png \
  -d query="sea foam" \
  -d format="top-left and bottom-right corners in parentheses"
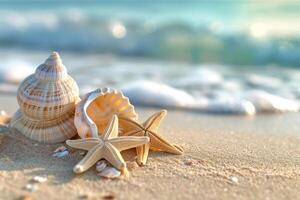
top-left (122, 81), bottom-right (299, 115)
top-left (0, 60), bottom-right (34, 83)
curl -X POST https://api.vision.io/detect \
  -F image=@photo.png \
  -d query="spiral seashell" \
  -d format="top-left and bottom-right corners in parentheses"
top-left (9, 52), bottom-right (80, 143)
top-left (74, 88), bottom-right (137, 138)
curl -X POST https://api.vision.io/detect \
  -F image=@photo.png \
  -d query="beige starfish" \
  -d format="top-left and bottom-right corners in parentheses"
top-left (66, 115), bottom-right (150, 174)
top-left (119, 110), bottom-right (183, 165)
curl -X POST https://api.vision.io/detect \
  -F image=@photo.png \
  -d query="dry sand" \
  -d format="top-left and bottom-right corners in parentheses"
top-left (0, 94), bottom-right (300, 200)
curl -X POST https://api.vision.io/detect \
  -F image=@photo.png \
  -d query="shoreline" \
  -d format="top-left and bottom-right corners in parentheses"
top-left (2, 92), bottom-right (300, 137)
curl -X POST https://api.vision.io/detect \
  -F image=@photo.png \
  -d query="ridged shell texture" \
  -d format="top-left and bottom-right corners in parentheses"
top-left (10, 52), bottom-right (80, 143)
top-left (74, 88), bottom-right (137, 138)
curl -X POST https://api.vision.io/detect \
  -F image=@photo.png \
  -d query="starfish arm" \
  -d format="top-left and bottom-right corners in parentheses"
top-left (143, 110), bottom-right (167, 132)
top-left (103, 115), bottom-right (119, 140)
top-left (109, 136), bottom-right (150, 151)
top-left (173, 144), bottom-right (184, 152)
top-left (66, 138), bottom-right (100, 151)
top-left (136, 142), bottom-right (150, 166)
top-left (120, 129), bottom-right (143, 136)
top-left (104, 143), bottom-right (126, 170)
top-left (119, 117), bottom-right (144, 136)
top-left (148, 131), bottom-right (183, 155)
top-left (73, 144), bottom-right (104, 173)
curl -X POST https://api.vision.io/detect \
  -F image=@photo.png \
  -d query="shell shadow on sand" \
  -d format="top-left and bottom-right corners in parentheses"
top-left (0, 128), bottom-right (169, 183)
top-left (0, 129), bottom-right (76, 184)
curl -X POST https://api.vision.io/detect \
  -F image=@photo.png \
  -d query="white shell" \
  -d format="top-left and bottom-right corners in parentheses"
top-left (96, 160), bottom-right (108, 172)
top-left (32, 176), bottom-right (47, 183)
top-left (52, 146), bottom-right (69, 158)
top-left (74, 88), bottom-right (137, 138)
top-left (9, 52), bottom-right (80, 143)
top-left (98, 166), bottom-right (121, 179)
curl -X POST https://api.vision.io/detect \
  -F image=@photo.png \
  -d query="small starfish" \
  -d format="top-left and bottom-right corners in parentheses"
top-left (119, 110), bottom-right (183, 165)
top-left (66, 115), bottom-right (150, 173)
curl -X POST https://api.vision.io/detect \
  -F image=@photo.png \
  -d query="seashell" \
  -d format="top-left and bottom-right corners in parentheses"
top-left (52, 146), bottom-right (69, 158)
top-left (98, 166), bottom-right (121, 179)
top-left (32, 176), bottom-right (47, 183)
top-left (0, 110), bottom-right (11, 125)
top-left (96, 160), bottom-right (108, 173)
top-left (74, 88), bottom-right (137, 138)
top-left (9, 52), bottom-right (80, 143)
top-left (230, 176), bottom-right (239, 184)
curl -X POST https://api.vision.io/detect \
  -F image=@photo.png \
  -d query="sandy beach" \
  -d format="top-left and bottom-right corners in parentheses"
top-left (1, 1), bottom-right (300, 199)
top-left (0, 93), bottom-right (299, 200)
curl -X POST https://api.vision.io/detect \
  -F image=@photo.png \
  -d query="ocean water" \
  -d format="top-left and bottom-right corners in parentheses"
top-left (1, 1), bottom-right (300, 65)
top-left (0, 1), bottom-right (300, 115)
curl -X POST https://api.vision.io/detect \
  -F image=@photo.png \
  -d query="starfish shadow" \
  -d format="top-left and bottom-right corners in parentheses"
top-left (0, 130), bottom-right (146, 184)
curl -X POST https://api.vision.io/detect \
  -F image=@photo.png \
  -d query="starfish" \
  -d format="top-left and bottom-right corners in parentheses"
top-left (119, 110), bottom-right (183, 165)
top-left (66, 115), bottom-right (150, 174)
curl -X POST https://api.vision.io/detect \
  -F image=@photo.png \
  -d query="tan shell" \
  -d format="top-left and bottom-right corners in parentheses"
top-left (9, 52), bottom-right (80, 143)
top-left (74, 88), bottom-right (137, 138)
top-left (0, 111), bottom-right (11, 125)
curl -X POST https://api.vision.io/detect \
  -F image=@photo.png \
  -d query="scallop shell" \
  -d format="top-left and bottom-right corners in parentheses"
top-left (74, 88), bottom-right (137, 138)
top-left (9, 52), bottom-right (80, 143)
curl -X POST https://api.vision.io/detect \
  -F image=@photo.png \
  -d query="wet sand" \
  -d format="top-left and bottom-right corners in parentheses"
top-left (0, 94), bottom-right (300, 200)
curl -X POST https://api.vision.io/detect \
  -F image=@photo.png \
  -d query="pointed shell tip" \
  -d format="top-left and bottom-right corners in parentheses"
top-left (51, 51), bottom-right (59, 57)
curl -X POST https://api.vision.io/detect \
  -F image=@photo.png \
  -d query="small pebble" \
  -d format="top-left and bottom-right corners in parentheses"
top-left (25, 184), bottom-right (38, 192)
top-left (32, 176), bottom-right (47, 183)
top-left (96, 160), bottom-right (108, 173)
top-left (78, 194), bottom-right (90, 200)
top-left (184, 159), bottom-right (193, 166)
top-left (230, 176), bottom-right (239, 184)
top-left (100, 193), bottom-right (115, 200)
top-left (53, 146), bottom-right (69, 158)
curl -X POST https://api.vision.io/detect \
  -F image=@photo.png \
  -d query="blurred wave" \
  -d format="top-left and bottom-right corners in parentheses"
top-left (0, 50), bottom-right (299, 115)
top-left (0, 1), bottom-right (300, 66)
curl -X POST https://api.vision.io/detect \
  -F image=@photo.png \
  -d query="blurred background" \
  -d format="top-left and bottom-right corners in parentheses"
top-left (0, 0), bottom-right (300, 115)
